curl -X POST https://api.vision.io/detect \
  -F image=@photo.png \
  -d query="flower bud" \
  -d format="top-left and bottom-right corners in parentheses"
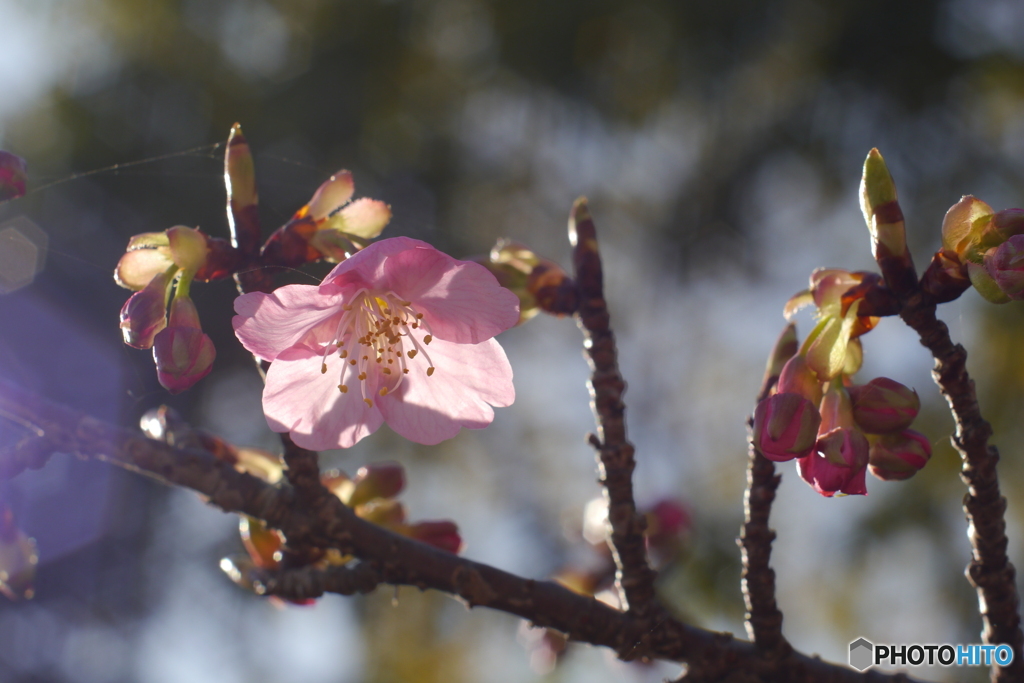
top-left (848, 377), bottom-right (920, 434)
top-left (777, 355), bottom-right (823, 405)
top-left (752, 393), bottom-right (822, 462)
top-left (860, 149), bottom-right (907, 260)
top-left (967, 259), bottom-right (1011, 304)
top-left (860, 149), bottom-right (916, 293)
top-left (166, 226), bottom-right (209, 272)
top-left (482, 240), bottom-right (578, 321)
top-left (152, 297), bottom-right (215, 393)
top-left (405, 520), bottom-right (462, 554)
top-left (119, 270), bottom-right (171, 349)
top-left (942, 195), bottom-right (994, 260)
top-left (798, 427), bottom-right (869, 497)
top-left (984, 234), bottom-right (1024, 300)
top-left (347, 462), bottom-right (406, 507)
top-left (868, 429), bottom-right (932, 481)
top-left (991, 208), bottom-right (1024, 240)
top-left (0, 151), bottom-right (28, 202)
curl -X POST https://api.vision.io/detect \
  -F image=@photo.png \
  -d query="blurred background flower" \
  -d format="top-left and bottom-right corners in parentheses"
top-left (3, 1), bottom-right (1024, 681)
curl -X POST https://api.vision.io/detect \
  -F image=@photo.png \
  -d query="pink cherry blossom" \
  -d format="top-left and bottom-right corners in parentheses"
top-left (233, 237), bottom-right (519, 449)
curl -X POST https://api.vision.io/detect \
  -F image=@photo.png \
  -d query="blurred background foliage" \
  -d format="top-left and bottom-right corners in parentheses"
top-left (3, 0), bottom-right (1024, 681)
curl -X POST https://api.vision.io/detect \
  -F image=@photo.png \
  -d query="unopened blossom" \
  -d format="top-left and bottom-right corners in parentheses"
top-left (798, 428), bottom-right (869, 496)
top-left (985, 235), bottom-right (1024, 300)
top-left (798, 383), bottom-right (869, 497)
top-left (868, 429), bottom-right (932, 482)
top-left (119, 270), bottom-right (172, 349)
top-left (153, 296), bottom-right (216, 394)
top-left (848, 377), bottom-right (920, 434)
top-left (233, 237), bottom-right (519, 449)
top-left (777, 354), bottom-right (823, 405)
top-left (752, 392), bottom-right (821, 462)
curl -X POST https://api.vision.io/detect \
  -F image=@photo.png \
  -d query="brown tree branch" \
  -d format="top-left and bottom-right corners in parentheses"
top-left (568, 198), bottom-right (659, 623)
top-left (738, 324), bottom-right (798, 658)
top-left (899, 294), bottom-right (1024, 683)
top-left (863, 179), bottom-right (1023, 681)
top-left (0, 377), bottom-right (927, 683)
top-left (254, 562), bottom-right (384, 601)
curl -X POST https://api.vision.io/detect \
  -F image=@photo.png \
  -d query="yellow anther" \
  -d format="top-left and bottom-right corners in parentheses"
top-left (358, 372), bottom-right (367, 381)
top-left (426, 366), bottom-right (435, 376)
top-left (340, 350), bottom-right (348, 358)
top-left (408, 350), bottom-right (418, 359)
top-left (379, 387), bottom-right (389, 396)
top-left (349, 359), bottom-right (357, 365)
top-left (338, 384), bottom-right (348, 394)
top-left (363, 398), bottom-right (373, 407)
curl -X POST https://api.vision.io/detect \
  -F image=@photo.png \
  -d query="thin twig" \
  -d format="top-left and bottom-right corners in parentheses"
top-left (255, 562), bottom-right (384, 601)
top-left (738, 324), bottom-right (798, 657)
top-left (568, 198), bottom-right (658, 623)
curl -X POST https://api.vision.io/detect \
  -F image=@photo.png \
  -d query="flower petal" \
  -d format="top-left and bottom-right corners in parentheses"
top-left (115, 248), bottom-right (174, 290)
top-left (126, 232), bottom-right (171, 250)
top-left (319, 198), bottom-right (392, 239)
top-left (233, 285), bottom-right (348, 362)
top-left (377, 335), bottom-right (514, 445)
top-left (320, 236), bottom-right (425, 290)
top-left (306, 171), bottom-right (354, 221)
top-left (263, 345), bottom-right (384, 450)
top-left (383, 245), bottom-right (520, 343)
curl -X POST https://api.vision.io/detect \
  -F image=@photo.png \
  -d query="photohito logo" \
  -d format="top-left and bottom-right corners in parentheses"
top-left (848, 637), bottom-right (1014, 671)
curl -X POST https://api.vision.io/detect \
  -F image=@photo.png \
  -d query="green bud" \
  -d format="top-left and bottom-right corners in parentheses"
top-left (859, 148), bottom-right (907, 260)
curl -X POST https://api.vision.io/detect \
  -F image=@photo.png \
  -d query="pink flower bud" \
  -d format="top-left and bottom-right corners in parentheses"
top-left (991, 208), bottom-right (1024, 240)
top-left (347, 462), bottom-right (406, 507)
top-left (152, 297), bottom-right (215, 394)
top-left (119, 270), bottom-right (171, 349)
top-left (868, 429), bottom-right (932, 481)
top-left (984, 234), bottom-right (1024, 300)
top-left (798, 427), bottom-right (869, 497)
top-left (406, 520), bottom-right (462, 554)
top-left (752, 393), bottom-right (821, 462)
top-left (848, 377), bottom-right (920, 434)
top-left (777, 355), bottom-right (823, 405)
top-left (0, 151), bottom-right (27, 202)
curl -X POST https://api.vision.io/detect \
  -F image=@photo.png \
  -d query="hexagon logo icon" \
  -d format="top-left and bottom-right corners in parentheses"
top-left (849, 637), bottom-right (874, 671)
